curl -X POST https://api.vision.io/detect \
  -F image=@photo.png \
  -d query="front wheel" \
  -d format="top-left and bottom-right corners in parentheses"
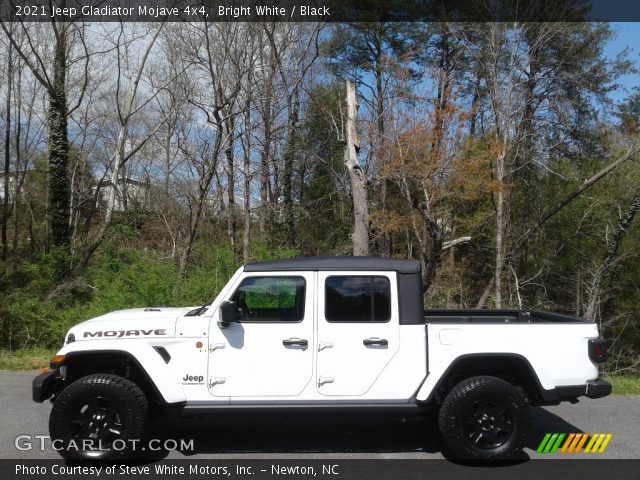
top-left (438, 376), bottom-right (530, 459)
top-left (49, 373), bottom-right (148, 461)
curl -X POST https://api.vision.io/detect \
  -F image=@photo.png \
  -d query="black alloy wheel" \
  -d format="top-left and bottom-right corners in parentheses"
top-left (49, 373), bottom-right (147, 460)
top-left (438, 375), bottom-right (530, 459)
top-left (462, 398), bottom-right (514, 450)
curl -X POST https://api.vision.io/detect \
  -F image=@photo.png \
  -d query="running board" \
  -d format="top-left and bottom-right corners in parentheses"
top-left (175, 403), bottom-right (424, 415)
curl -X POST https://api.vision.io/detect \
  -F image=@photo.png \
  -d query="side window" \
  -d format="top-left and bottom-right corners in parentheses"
top-left (325, 276), bottom-right (391, 322)
top-left (230, 276), bottom-right (306, 322)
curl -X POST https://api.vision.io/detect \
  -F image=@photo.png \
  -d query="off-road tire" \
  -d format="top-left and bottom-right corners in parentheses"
top-left (438, 375), bottom-right (530, 459)
top-left (49, 373), bottom-right (148, 461)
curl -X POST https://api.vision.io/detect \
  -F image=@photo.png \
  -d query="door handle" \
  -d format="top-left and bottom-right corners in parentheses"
top-left (363, 337), bottom-right (388, 346)
top-left (283, 337), bottom-right (308, 348)
top-left (318, 341), bottom-right (334, 351)
top-left (208, 377), bottom-right (226, 387)
top-left (318, 376), bottom-right (334, 386)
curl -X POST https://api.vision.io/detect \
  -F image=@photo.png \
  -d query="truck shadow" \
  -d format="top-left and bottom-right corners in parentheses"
top-left (137, 406), bottom-right (582, 462)
top-left (147, 412), bottom-right (440, 457)
top-left (527, 406), bottom-right (584, 450)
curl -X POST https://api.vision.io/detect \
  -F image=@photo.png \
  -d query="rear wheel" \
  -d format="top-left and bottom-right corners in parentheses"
top-left (438, 376), bottom-right (530, 459)
top-left (49, 373), bottom-right (147, 461)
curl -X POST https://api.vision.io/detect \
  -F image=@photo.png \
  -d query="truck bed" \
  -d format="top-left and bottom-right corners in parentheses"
top-left (424, 309), bottom-right (589, 324)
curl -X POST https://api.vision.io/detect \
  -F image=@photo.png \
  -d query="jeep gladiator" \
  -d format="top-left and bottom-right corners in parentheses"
top-left (33, 256), bottom-right (611, 459)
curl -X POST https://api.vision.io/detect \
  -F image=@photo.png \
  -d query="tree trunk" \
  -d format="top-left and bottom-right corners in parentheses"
top-left (259, 103), bottom-right (271, 239)
top-left (258, 50), bottom-right (275, 239)
top-left (225, 116), bottom-right (236, 249)
top-left (514, 34), bottom-right (539, 277)
top-left (374, 47), bottom-right (389, 256)
top-left (575, 268), bottom-right (582, 317)
top-left (242, 80), bottom-right (252, 263)
top-left (48, 28), bottom-right (71, 251)
top-left (283, 86), bottom-right (299, 247)
top-left (1, 39), bottom-right (11, 262)
top-left (421, 238), bottom-right (444, 293)
top-left (11, 77), bottom-right (23, 274)
top-left (344, 80), bottom-right (369, 256)
top-left (494, 146), bottom-right (506, 308)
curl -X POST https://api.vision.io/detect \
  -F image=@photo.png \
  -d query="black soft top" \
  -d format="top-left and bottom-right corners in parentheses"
top-left (244, 256), bottom-right (421, 274)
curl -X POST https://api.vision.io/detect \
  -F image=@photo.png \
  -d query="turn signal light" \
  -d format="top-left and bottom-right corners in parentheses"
top-left (49, 355), bottom-right (65, 368)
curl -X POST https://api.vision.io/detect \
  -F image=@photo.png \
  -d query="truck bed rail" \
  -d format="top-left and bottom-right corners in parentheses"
top-left (424, 309), bottom-right (590, 324)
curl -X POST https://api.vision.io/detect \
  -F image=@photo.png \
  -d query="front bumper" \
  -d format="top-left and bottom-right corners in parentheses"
top-left (539, 378), bottom-right (612, 405)
top-left (32, 369), bottom-right (63, 403)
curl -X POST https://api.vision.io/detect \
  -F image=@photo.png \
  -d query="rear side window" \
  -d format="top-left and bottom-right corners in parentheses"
top-left (231, 276), bottom-right (305, 322)
top-left (325, 276), bottom-right (391, 322)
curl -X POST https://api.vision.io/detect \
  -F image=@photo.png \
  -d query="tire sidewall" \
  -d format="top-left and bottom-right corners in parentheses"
top-left (438, 376), bottom-right (530, 459)
top-left (49, 374), bottom-right (147, 461)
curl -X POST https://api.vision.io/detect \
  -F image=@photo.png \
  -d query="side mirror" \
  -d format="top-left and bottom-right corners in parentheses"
top-left (218, 300), bottom-right (240, 328)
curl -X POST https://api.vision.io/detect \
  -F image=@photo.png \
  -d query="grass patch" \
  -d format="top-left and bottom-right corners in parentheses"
top-left (604, 375), bottom-right (640, 395)
top-left (0, 348), bottom-right (55, 371)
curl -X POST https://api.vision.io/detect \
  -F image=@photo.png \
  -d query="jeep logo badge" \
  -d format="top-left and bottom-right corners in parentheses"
top-left (182, 374), bottom-right (204, 384)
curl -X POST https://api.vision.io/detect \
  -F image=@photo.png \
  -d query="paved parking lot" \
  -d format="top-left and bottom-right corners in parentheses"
top-left (2, 371), bottom-right (638, 460)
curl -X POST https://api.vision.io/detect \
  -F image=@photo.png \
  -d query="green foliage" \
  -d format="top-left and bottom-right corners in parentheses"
top-left (1, 21), bottom-right (639, 378)
top-left (604, 376), bottom-right (640, 395)
top-left (21, 247), bottom-right (71, 290)
top-left (240, 277), bottom-right (301, 309)
top-left (324, 22), bottom-right (422, 82)
top-left (618, 86), bottom-right (640, 133)
top-left (0, 348), bottom-right (54, 371)
top-left (0, 225), bottom-right (301, 351)
top-left (297, 83), bottom-right (351, 254)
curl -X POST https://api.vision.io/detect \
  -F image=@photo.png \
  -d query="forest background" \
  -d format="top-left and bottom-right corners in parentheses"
top-left (0, 19), bottom-right (639, 385)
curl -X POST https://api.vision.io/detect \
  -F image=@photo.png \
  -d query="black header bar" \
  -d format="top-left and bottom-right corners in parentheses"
top-left (1, 0), bottom-right (640, 22)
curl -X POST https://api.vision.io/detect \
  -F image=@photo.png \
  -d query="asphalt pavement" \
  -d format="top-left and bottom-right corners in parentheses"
top-left (2, 371), bottom-right (639, 461)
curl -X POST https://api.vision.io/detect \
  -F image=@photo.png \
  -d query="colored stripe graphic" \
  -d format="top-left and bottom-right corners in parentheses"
top-left (550, 433), bottom-right (566, 453)
top-left (584, 434), bottom-right (599, 452)
top-left (537, 433), bottom-right (613, 454)
top-left (598, 434), bottom-right (613, 453)
top-left (561, 433), bottom-right (575, 453)
top-left (574, 433), bottom-right (590, 453)
top-left (537, 433), bottom-right (552, 453)
top-left (567, 433), bottom-right (584, 453)
top-left (544, 433), bottom-right (559, 453)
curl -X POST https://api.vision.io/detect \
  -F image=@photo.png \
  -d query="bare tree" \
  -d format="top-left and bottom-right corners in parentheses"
top-left (255, 25), bottom-right (278, 239)
top-left (176, 22), bottom-right (247, 274)
top-left (75, 22), bottom-right (179, 271)
top-left (1, 28), bottom-right (12, 261)
top-left (263, 23), bottom-right (322, 246)
top-left (344, 80), bottom-right (369, 255)
top-left (241, 29), bottom-right (259, 263)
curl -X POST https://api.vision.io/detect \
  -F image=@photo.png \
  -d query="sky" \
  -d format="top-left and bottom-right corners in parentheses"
top-left (605, 22), bottom-right (640, 104)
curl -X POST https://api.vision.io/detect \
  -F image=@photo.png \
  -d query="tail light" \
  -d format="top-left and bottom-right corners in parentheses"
top-left (588, 338), bottom-right (608, 363)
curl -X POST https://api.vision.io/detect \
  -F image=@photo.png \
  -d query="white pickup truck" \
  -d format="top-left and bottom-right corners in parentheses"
top-left (33, 257), bottom-right (611, 460)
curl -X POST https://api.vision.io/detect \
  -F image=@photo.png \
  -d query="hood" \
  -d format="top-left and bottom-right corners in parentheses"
top-left (67, 307), bottom-right (195, 341)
